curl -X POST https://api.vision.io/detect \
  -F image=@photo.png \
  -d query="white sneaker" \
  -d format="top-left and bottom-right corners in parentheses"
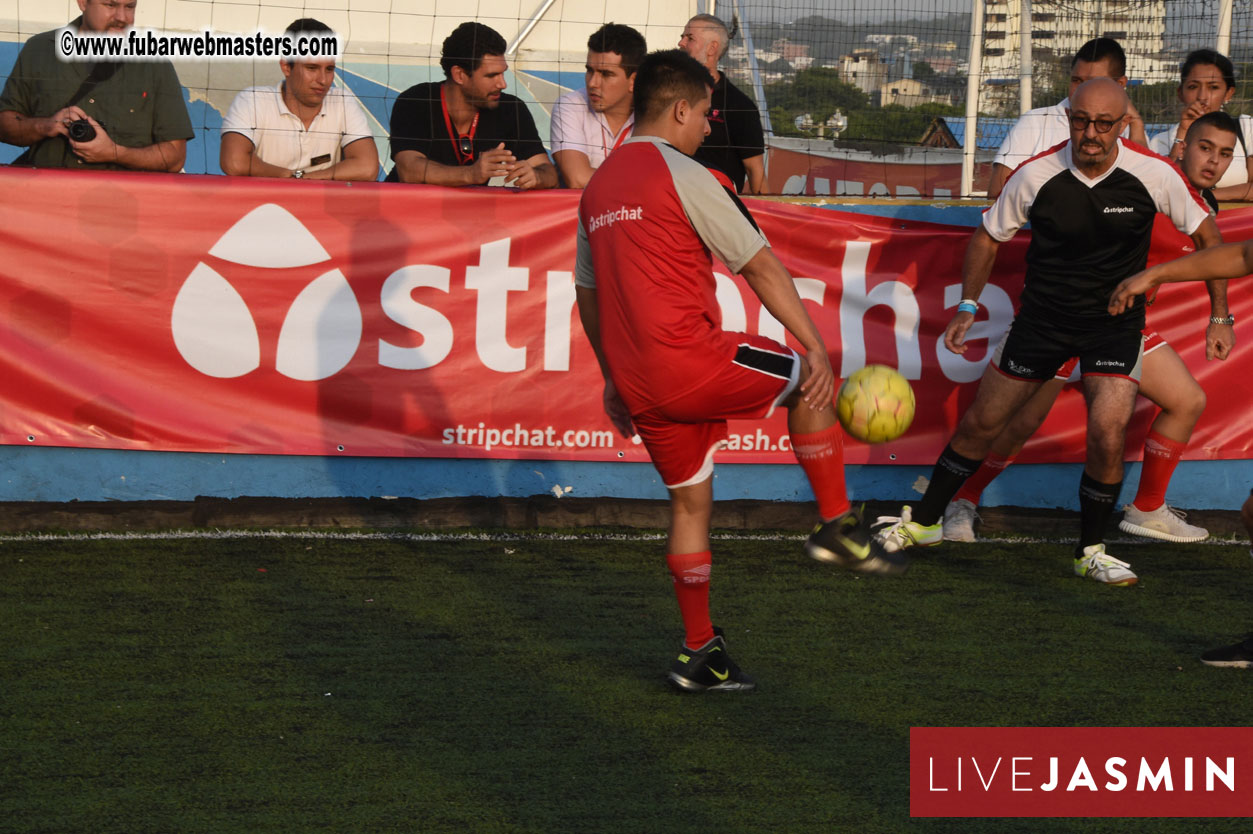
top-left (942, 498), bottom-right (979, 542)
top-left (1118, 503), bottom-right (1208, 543)
top-left (1073, 544), bottom-right (1138, 587)
top-left (872, 505), bottom-right (943, 553)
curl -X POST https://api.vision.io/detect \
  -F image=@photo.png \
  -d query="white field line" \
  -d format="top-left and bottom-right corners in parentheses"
top-left (0, 529), bottom-right (1247, 546)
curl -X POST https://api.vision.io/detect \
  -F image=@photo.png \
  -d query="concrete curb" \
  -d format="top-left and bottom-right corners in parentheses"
top-left (0, 497), bottom-right (1245, 539)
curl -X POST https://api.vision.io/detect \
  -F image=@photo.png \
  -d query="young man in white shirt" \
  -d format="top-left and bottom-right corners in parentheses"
top-left (987, 38), bottom-right (1147, 198)
top-left (220, 18), bottom-right (379, 181)
top-left (550, 23), bottom-right (645, 189)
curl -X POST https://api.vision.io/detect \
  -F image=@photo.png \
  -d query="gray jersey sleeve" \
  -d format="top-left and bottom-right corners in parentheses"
top-left (574, 215), bottom-right (596, 289)
top-left (662, 145), bottom-right (768, 272)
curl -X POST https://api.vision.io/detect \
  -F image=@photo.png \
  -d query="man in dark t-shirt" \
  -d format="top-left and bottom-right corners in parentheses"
top-left (873, 78), bottom-right (1223, 585)
top-left (387, 22), bottom-right (555, 189)
top-left (678, 14), bottom-right (765, 193)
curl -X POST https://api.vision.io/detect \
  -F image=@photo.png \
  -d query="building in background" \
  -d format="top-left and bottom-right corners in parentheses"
top-left (840, 49), bottom-right (890, 101)
top-left (981, 0), bottom-right (1175, 94)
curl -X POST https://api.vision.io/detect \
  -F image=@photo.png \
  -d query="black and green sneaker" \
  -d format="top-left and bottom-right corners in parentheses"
top-left (806, 506), bottom-right (909, 576)
top-left (668, 630), bottom-right (755, 693)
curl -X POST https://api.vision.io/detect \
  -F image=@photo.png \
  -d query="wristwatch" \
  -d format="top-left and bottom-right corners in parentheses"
top-left (292, 168), bottom-right (304, 179)
top-left (1210, 315), bottom-right (1235, 326)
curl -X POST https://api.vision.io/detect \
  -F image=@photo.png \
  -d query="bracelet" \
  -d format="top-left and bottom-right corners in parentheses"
top-left (957, 299), bottom-right (979, 315)
top-left (1210, 315), bottom-right (1235, 326)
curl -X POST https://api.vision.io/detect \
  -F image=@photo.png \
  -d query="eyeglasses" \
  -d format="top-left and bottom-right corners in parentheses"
top-left (1067, 113), bottom-right (1123, 134)
top-left (458, 135), bottom-right (473, 158)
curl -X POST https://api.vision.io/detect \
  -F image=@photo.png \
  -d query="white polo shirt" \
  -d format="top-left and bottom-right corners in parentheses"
top-left (222, 83), bottom-right (373, 172)
top-left (1149, 114), bottom-right (1253, 189)
top-left (550, 87), bottom-right (633, 171)
top-left (992, 100), bottom-right (1071, 171)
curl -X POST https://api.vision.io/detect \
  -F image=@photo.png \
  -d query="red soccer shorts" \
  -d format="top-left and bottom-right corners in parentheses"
top-left (631, 334), bottom-right (800, 488)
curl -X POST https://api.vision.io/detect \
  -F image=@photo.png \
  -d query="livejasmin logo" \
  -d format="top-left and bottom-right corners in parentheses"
top-left (171, 204), bottom-right (577, 382)
top-left (910, 727), bottom-right (1253, 818)
top-left (927, 754), bottom-right (1235, 793)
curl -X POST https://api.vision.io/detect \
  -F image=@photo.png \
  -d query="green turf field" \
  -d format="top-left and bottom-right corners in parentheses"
top-left (1, 531), bottom-right (1250, 833)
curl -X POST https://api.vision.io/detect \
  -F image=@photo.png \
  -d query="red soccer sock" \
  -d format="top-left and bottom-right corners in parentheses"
top-left (954, 453), bottom-right (1016, 505)
top-left (667, 550), bottom-right (714, 649)
top-left (1132, 429), bottom-right (1187, 512)
top-left (790, 424), bottom-right (850, 521)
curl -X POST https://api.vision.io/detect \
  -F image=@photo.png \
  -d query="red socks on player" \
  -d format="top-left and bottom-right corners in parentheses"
top-left (954, 453), bottom-right (1016, 506)
top-left (1132, 429), bottom-right (1186, 511)
top-left (790, 425), bottom-right (851, 521)
top-left (667, 550), bottom-right (714, 649)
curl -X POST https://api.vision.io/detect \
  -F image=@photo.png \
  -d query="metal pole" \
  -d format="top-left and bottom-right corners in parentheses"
top-left (1019, 0), bottom-right (1032, 115)
top-left (963, 0), bottom-right (987, 197)
top-left (732, 0), bottom-right (773, 137)
top-left (506, 0), bottom-right (558, 57)
top-left (1217, 0), bottom-right (1234, 55)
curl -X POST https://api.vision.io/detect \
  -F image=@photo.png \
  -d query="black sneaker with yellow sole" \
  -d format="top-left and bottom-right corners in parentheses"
top-left (806, 506), bottom-right (909, 576)
top-left (667, 629), bottom-right (756, 692)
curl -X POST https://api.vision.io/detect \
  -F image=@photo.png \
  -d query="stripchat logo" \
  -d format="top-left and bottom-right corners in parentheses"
top-left (171, 204), bottom-right (362, 382)
top-left (172, 204), bottom-right (581, 382)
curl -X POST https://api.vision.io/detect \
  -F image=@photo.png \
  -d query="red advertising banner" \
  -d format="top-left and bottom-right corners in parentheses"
top-left (765, 144), bottom-right (994, 197)
top-left (0, 167), bottom-right (1249, 462)
top-left (911, 726), bottom-right (1253, 817)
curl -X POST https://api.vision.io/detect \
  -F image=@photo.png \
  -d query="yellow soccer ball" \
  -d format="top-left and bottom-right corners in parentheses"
top-left (836, 364), bottom-right (916, 443)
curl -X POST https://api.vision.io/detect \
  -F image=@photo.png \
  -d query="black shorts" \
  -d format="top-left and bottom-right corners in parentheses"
top-left (991, 313), bottom-right (1143, 383)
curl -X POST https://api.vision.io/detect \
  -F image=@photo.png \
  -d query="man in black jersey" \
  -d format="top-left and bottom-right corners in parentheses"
top-left (873, 78), bottom-right (1224, 585)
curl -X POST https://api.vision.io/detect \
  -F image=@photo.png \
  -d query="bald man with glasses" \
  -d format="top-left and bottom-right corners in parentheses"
top-left (873, 78), bottom-right (1224, 587)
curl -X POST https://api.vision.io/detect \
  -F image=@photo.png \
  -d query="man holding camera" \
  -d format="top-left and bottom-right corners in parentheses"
top-left (0, 0), bottom-right (193, 172)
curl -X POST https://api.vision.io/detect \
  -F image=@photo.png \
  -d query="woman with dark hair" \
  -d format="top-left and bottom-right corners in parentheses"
top-left (1149, 49), bottom-right (1253, 201)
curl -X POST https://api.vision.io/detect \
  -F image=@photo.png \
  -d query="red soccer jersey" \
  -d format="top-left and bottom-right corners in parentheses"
top-left (575, 136), bottom-right (768, 412)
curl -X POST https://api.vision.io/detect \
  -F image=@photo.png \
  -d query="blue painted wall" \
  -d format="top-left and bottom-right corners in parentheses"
top-left (2, 445), bottom-right (1249, 511)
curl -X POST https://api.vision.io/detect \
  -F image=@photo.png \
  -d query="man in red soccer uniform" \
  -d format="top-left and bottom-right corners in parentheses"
top-left (575, 50), bottom-right (905, 693)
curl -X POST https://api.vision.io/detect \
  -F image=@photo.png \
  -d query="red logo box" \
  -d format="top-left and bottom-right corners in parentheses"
top-left (911, 727), bottom-right (1253, 817)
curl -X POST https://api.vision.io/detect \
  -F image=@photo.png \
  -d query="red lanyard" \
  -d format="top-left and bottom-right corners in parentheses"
top-left (601, 119), bottom-right (632, 159)
top-left (440, 85), bottom-right (479, 164)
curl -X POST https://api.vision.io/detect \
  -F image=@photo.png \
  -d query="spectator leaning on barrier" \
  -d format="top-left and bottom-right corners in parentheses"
top-left (1148, 49), bottom-right (1253, 203)
top-left (0, 0), bottom-right (192, 172)
top-left (387, 22), bottom-right (556, 190)
top-left (678, 14), bottom-right (765, 194)
top-left (550, 22), bottom-right (646, 189)
top-left (987, 37), bottom-right (1147, 199)
top-left (219, 18), bottom-right (379, 181)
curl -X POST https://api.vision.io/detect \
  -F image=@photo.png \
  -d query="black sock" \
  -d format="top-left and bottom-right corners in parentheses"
top-left (1077, 472), bottom-right (1123, 551)
top-left (916, 445), bottom-right (983, 526)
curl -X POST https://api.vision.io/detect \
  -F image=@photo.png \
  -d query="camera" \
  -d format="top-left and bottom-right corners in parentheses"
top-left (67, 119), bottom-right (96, 143)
